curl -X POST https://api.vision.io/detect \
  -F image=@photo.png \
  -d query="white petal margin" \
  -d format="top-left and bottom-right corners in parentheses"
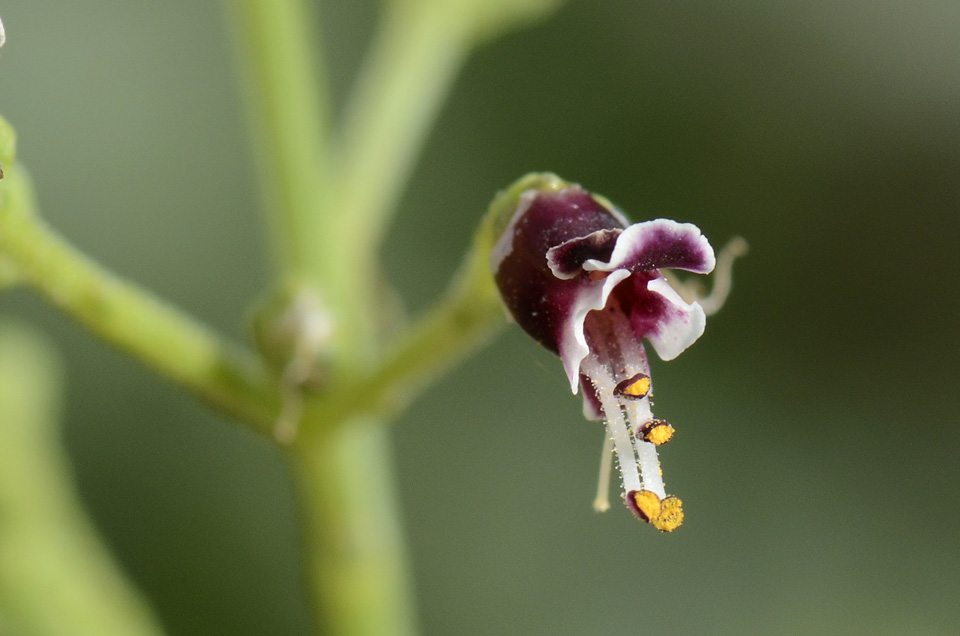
top-left (582, 219), bottom-right (716, 275)
top-left (644, 276), bottom-right (707, 361)
top-left (557, 269), bottom-right (631, 394)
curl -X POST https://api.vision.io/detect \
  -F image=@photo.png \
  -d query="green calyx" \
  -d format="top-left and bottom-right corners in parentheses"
top-left (481, 172), bottom-right (570, 249)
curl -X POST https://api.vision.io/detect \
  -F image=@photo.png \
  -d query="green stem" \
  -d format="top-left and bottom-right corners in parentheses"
top-left (0, 166), bottom-right (279, 433)
top-left (290, 418), bottom-right (419, 636)
top-left (224, 5), bottom-right (426, 635)
top-left (340, 174), bottom-right (567, 420)
top-left (318, 1), bottom-right (475, 362)
top-left (224, 0), bottom-right (332, 283)
top-left (327, 173), bottom-right (567, 424)
top-left (286, 225), bottom-right (506, 636)
top-left (352, 238), bottom-right (506, 420)
top-left (333, 1), bottom-right (470, 258)
top-left (225, 0), bottom-right (385, 371)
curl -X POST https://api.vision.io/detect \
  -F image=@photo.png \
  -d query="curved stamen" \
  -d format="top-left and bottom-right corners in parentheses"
top-left (592, 434), bottom-right (614, 513)
top-left (632, 432), bottom-right (666, 499)
top-left (580, 354), bottom-right (642, 496)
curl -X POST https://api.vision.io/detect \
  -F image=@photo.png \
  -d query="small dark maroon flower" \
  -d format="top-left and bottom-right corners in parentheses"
top-left (490, 177), bottom-right (721, 531)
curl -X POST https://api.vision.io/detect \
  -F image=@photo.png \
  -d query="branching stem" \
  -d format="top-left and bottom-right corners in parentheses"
top-left (0, 167), bottom-right (279, 433)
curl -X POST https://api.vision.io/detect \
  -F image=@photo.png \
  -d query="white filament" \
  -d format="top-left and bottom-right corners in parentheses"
top-left (580, 354), bottom-right (642, 495)
top-left (635, 436), bottom-right (666, 498)
top-left (615, 326), bottom-right (667, 498)
top-left (621, 397), bottom-right (666, 498)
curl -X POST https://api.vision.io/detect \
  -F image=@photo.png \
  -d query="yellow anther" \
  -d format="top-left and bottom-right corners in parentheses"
top-left (614, 373), bottom-right (651, 400)
top-left (623, 377), bottom-right (650, 397)
top-left (640, 420), bottom-right (675, 445)
top-left (652, 496), bottom-right (684, 532)
top-left (630, 489), bottom-right (662, 524)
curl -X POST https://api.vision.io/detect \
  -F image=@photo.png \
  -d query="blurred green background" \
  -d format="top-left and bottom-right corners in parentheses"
top-left (1, 0), bottom-right (959, 634)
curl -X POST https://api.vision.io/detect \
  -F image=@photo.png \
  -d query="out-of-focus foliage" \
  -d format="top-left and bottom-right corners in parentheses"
top-left (0, 323), bottom-right (164, 636)
top-left (415, 0), bottom-right (566, 43)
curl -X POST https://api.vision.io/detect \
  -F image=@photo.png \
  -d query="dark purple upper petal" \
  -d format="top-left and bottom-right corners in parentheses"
top-left (490, 184), bottom-right (714, 394)
top-left (491, 187), bottom-right (626, 354)
top-left (546, 229), bottom-right (622, 279)
top-left (582, 219), bottom-right (715, 276)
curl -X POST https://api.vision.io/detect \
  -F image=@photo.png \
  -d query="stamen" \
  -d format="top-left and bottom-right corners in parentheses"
top-left (614, 373), bottom-right (651, 400)
top-left (582, 314), bottom-right (684, 529)
top-left (652, 496), bottom-right (684, 532)
top-left (639, 419), bottom-right (675, 445)
top-left (626, 490), bottom-right (684, 532)
top-left (633, 437), bottom-right (667, 499)
top-left (592, 435), bottom-right (613, 513)
top-left (627, 489), bottom-right (662, 523)
top-left (604, 324), bottom-right (672, 501)
top-left (603, 404), bottom-right (642, 495)
top-left (580, 354), bottom-right (642, 496)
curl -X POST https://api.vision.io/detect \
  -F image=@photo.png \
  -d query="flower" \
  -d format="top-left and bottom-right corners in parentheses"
top-left (490, 179), bottom-right (718, 531)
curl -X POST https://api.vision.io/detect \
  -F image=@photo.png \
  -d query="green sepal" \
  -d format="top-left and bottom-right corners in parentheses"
top-left (481, 172), bottom-right (570, 251)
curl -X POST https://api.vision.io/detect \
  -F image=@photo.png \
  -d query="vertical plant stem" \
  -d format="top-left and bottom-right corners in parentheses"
top-left (323, 1), bottom-right (475, 362)
top-left (290, 418), bottom-right (419, 636)
top-left (225, 0), bottom-right (332, 283)
top-left (0, 167), bottom-right (279, 433)
top-left (225, 4), bottom-right (422, 636)
top-left (333, 0), bottom-right (469, 258)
